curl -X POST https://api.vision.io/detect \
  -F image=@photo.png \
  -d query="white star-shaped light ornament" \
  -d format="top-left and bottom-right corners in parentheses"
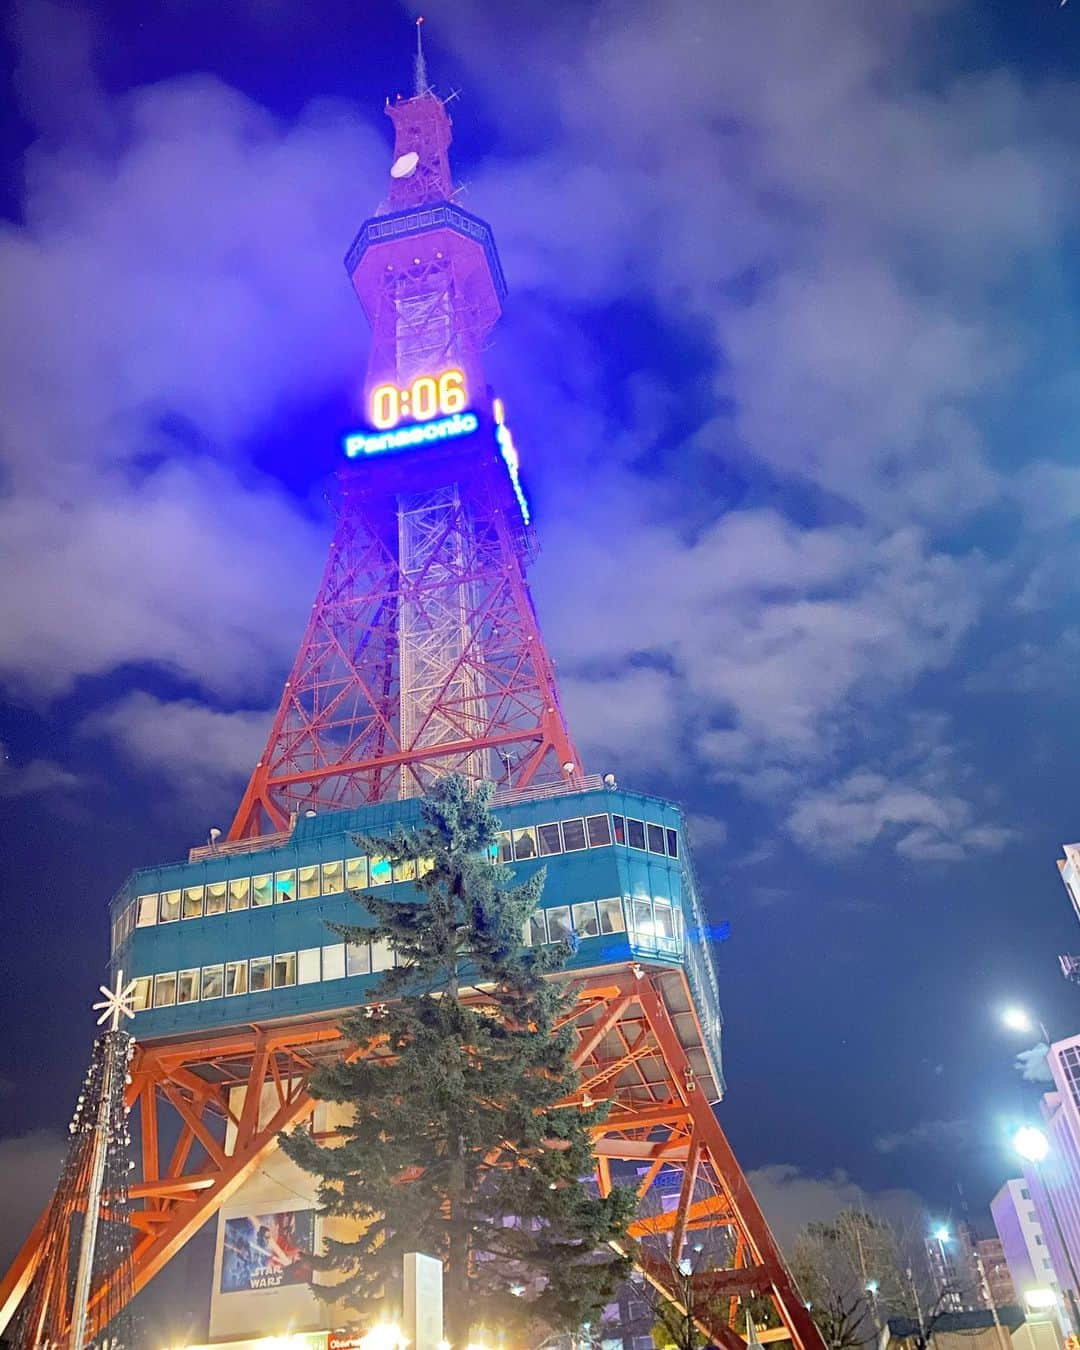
top-left (92, 969), bottom-right (138, 1030)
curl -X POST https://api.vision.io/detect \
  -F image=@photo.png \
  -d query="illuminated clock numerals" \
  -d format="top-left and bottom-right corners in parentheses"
top-left (412, 376), bottom-right (438, 420)
top-left (368, 369), bottom-right (468, 429)
top-left (371, 384), bottom-right (399, 430)
top-left (438, 370), bottom-right (466, 414)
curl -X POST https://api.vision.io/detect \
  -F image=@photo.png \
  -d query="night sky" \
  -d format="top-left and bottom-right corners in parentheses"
top-left (1, 0), bottom-right (1079, 1297)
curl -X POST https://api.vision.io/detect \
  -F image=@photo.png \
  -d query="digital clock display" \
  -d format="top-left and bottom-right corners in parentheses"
top-left (370, 369), bottom-right (467, 429)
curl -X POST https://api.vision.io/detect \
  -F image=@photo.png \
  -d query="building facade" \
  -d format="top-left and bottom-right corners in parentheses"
top-left (997, 1035), bottom-right (1080, 1325)
top-left (975, 1238), bottom-right (1017, 1309)
top-left (993, 1177), bottom-right (1059, 1299)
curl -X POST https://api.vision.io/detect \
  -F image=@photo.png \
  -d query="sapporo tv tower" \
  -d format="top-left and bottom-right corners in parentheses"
top-left (1, 36), bottom-right (822, 1350)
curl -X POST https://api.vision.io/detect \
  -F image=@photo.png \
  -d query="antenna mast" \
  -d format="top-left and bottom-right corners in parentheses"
top-left (414, 15), bottom-right (429, 95)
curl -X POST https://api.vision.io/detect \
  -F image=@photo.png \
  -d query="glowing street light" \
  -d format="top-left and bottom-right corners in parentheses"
top-left (1014, 1126), bottom-right (1050, 1164)
top-left (1002, 1007), bottom-right (1051, 1043)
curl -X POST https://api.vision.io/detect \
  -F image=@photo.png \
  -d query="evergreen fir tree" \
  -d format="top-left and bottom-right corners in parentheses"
top-left (281, 775), bottom-right (635, 1344)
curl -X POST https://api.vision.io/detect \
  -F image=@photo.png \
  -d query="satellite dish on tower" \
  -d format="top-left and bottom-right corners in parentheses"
top-left (390, 151), bottom-right (419, 179)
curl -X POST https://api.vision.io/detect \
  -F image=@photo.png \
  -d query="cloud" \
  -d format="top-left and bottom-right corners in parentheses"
top-left (0, 0), bottom-right (1074, 870)
top-left (0, 464), bottom-right (327, 702)
top-left (746, 1162), bottom-right (924, 1254)
top-left (0, 1132), bottom-right (66, 1271)
top-left (0, 753), bottom-right (82, 799)
top-left (785, 724), bottom-right (1014, 861)
top-left (1014, 1044), bottom-right (1054, 1085)
top-left (874, 1118), bottom-right (973, 1156)
top-left (83, 692), bottom-right (271, 807)
top-left (686, 814), bottom-right (729, 851)
top-left (0, 54), bottom-right (377, 703)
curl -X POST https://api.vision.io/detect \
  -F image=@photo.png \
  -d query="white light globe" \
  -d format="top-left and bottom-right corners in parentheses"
top-left (1003, 1007), bottom-right (1034, 1034)
top-left (1014, 1125), bottom-right (1050, 1164)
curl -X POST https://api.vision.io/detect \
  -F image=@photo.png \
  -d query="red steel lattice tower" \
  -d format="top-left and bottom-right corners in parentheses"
top-left (229, 80), bottom-right (580, 840)
top-left (0, 49), bottom-right (825, 1350)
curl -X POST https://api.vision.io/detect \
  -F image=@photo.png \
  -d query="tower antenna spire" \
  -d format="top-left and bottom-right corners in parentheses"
top-left (414, 15), bottom-right (429, 96)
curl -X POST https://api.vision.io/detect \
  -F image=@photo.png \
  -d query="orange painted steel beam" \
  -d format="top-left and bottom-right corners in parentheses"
top-left (1, 975), bottom-right (822, 1350)
top-left (632, 974), bottom-right (822, 1350)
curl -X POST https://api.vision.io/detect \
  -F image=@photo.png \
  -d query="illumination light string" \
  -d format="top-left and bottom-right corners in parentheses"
top-left (492, 398), bottom-right (531, 525)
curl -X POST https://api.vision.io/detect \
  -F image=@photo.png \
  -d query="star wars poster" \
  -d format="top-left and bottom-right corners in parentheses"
top-left (220, 1208), bottom-right (314, 1292)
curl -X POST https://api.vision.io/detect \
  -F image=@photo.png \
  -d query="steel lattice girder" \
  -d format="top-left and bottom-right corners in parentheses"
top-left (0, 971), bottom-right (822, 1350)
top-left (229, 457), bottom-right (580, 839)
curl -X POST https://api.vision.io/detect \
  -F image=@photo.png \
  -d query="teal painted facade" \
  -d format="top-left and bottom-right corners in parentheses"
top-left (109, 786), bottom-right (723, 1086)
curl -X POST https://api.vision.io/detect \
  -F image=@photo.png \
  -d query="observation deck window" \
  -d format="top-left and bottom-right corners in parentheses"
top-left (512, 827), bottom-right (538, 860)
top-left (372, 938), bottom-right (394, 971)
top-left (392, 858), bottom-right (417, 883)
top-left (537, 823), bottom-right (562, 856)
top-left (346, 856), bottom-right (369, 889)
top-left (182, 887), bottom-right (204, 920)
top-left (226, 879), bottom-right (247, 912)
top-left (597, 898), bottom-right (625, 934)
top-left (652, 901), bottom-right (675, 939)
top-left (572, 901), bottom-right (600, 938)
top-left (249, 956), bottom-right (272, 992)
top-left (225, 961), bottom-right (247, 997)
top-left (346, 942), bottom-right (371, 977)
top-left (298, 866), bottom-right (320, 900)
top-left (153, 973), bottom-right (176, 1008)
top-left (631, 899), bottom-right (653, 936)
top-left (665, 829), bottom-right (678, 858)
top-left (177, 969), bottom-right (199, 1003)
top-left (159, 890), bottom-right (181, 923)
top-left (131, 977), bottom-right (152, 1011)
top-left (612, 815), bottom-right (625, 844)
top-left (322, 861), bottom-right (344, 895)
top-left (274, 871), bottom-right (296, 902)
top-left (626, 819), bottom-right (646, 851)
top-left (322, 943), bottom-right (346, 980)
top-left (201, 965), bottom-right (223, 1000)
top-left (646, 824), bottom-right (665, 855)
top-left (496, 832), bottom-right (513, 863)
top-left (586, 815), bottom-right (612, 847)
top-left (136, 895), bottom-right (157, 927)
top-left (370, 855), bottom-right (392, 885)
top-left (206, 882), bottom-right (227, 915)
top-left (547, 905), bottom-right (572, 943)
top-left (526, 912), bottom-right (547, 947)
top-left (252, 874), bottom-right (273, 907)
top-left (298, 948), bottom-right (320, 984)
top-left (561, 819), bottom-right (587, 852)
top-left (274, 953), bottom-right (297, 988)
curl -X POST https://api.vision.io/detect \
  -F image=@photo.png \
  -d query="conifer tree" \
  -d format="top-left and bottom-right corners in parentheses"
top-left (281, 775), bottom-right (635, 1343)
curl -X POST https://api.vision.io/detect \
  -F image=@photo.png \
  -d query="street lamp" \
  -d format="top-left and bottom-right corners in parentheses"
top-left (1013, 1126), bottom-right (1080, 1333)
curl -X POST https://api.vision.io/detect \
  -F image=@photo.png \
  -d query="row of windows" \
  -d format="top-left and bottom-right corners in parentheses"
top-left (522, 895), bottom-right (679, 948)
top-left (131, 893), bottom-right (684, 1012)
top-left (113, 812), bottom-right (682, 953)
top-left (131, 938), bottom-right (396, 1010)
top-left (112, 854), bottom-right (437, 951)
top-left (495, 813), bottom-right (678, 863)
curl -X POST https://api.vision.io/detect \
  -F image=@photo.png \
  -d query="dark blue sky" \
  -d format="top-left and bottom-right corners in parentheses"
top-left (1, 0), bottom-right (1079, 1275)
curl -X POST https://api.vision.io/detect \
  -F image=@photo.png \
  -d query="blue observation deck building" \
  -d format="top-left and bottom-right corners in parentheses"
top-left (109, 780), bottom-right (723, 1102)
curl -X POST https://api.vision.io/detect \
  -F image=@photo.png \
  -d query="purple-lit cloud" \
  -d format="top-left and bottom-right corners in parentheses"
top-left (0, 0), bottom-right (1077, 859)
